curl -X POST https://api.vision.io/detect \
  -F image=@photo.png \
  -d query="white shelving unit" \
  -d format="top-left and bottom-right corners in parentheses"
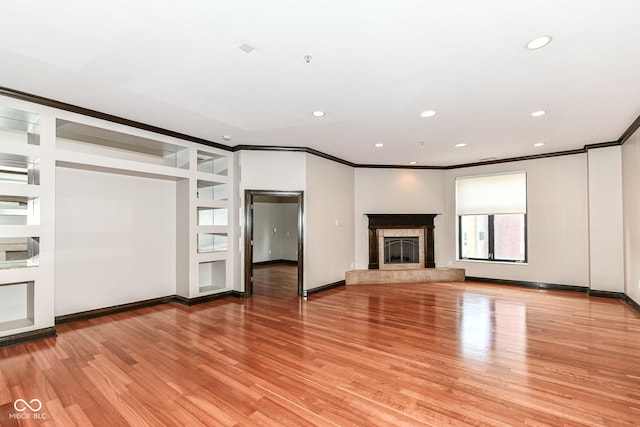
top-left (194, 151), bottom-right (230, 295)
top-left (54, 118), bottom-right (234, 301)
top-left (0, 105), bottom-right (45, 338)
top-left (0, 95), bottom-right (236, 343)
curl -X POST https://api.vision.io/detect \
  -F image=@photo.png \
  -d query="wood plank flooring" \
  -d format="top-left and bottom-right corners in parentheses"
top-left (1, 266), bottom-right (640, 426)
top-left (252, 264), bottom-right (299, 298)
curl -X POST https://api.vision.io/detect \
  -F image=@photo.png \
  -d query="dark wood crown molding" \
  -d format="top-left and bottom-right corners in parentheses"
top-left (584, 141), bottom-right (621, 150)
top-left (233, 144), bottom-right (356, 167)
top-left (619, 115), bottom-right (640, 144)
top-left (445, 148), bottom-right (587, 170)
top-left (0, 86), bottom-right (232, 151)
top-left (2, 85), bottom-right (638, 169)
top-left (354, 163), bottom-right (446, 170)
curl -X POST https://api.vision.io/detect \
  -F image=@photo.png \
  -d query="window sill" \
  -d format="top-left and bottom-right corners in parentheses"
top-left (456, 258), bottom-right (528, 266)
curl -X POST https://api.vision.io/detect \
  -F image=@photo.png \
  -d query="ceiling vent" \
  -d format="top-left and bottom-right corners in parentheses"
top-left (238, 43), bottom-right (255, 54)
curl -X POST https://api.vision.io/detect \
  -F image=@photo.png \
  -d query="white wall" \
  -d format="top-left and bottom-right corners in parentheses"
top-left (444, 155), bottom-right (590, 286)
top-left (240, 151), bottom-right (307, 192)
top-left (238, 150), bottom-right (306, 290)
top-left (354, 168), bottom-right (446, 269)
top-left (306, 154), bottom-right (354, 290)
top-left (55, 166), bottom-right (176, 315)
top-left (253, 202), bottom-right (298, 262)
top-left (622, 128), bottom-right (640, 305)
top-left (588, 147), bottom-right (624, 292)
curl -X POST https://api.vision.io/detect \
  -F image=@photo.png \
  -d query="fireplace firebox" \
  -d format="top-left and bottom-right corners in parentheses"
top-left (365, 214), bottom-right (438, 270)
top-left (384, 237), bottom-right (420, 264)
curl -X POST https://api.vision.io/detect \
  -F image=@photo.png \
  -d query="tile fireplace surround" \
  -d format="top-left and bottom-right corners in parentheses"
top-left (378, 228), bottom-right (425, 269)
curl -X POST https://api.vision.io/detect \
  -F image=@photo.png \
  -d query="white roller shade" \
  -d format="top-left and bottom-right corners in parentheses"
top-left (456, 171), bottom-right (526, 215)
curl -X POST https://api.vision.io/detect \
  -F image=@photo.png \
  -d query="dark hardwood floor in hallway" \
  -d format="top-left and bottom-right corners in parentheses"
top-left (1, 273), bottom-right (640, 426)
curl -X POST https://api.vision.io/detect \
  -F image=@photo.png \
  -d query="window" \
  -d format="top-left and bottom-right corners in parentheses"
top-left (456, 172), bottom-right (527, 262)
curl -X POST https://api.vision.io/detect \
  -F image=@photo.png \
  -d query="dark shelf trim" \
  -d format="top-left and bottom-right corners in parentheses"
top-left (0, 326), bottom-right (56, 348)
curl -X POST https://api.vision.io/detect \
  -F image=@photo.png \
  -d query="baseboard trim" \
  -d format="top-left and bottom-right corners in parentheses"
top-left (588, 290), bottom-right (626, 299)
top-left (253, 259), bottom-right (298, 266)
top-left (55, 296), bottom-right (174, 325)
top-left (465, 276), bottom-right (589, 293)
top-left (173, 291), bottom-right (237, 306)
top-left (0, 327), bottom-right (57, 348)
top-left (303, 280), bottom-right (346, 297)
top-left (624, 295), bottom-right (640, 315)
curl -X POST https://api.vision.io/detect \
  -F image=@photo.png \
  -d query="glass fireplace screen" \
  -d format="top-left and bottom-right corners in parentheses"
top-left (384, 237), bottom-right (419, 264)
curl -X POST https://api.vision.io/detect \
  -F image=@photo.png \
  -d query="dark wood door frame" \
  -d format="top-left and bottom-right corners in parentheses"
top-left (244, 190), bottom-right (304, 297)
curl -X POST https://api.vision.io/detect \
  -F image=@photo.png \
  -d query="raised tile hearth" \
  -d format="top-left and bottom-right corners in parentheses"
top-left (345, 267), bottom-right (465, 285)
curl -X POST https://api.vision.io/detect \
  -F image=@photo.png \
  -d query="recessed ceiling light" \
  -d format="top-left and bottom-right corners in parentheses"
top-left (526, 35), bottom-right (553, 50)
top-left (222, 135), bottom-right (232, 141)
top-left (409, 161), bottom-right (417, 165)
top-left (374, 143), bottom-right (384, 148)
top-left (312, 111), bottom-right (325, 117)
top-left (531, 110), bottom-right (547, 117)
top-left (534, 142), bottom-right (545, 147)
top-left (420, 110), bottom-right (437, 118)
top-left (455, 143), bottom-right (467, 148)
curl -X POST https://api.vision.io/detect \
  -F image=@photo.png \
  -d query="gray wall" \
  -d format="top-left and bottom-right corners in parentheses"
top-left (253, 202), bottom-right (298, 262)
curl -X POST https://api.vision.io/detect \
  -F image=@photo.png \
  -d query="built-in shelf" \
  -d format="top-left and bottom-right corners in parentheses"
top-left (0, 196), bottom-right (40, 226)
top-left (0, 237), bottom-right (39, 269)
top-left (0, 99), bottom-right (239, 337)
top-left (197, 151), bottom-right (228, 176)
top-left (56, 119), bottom-right (190, 169)
top-left (197, 180), bottom-right (228, 201)
top-left (197, 233), bottom-right (228, 253)
top-left (194, 149), bottom-right (230, 295)
top-left (0, 105), bottom-right (41, 339)
top-left (198, 260), bottom-right (226, 293)
top-left (0, 154), bottom-right (40, 185)
top-left (197, 207), bottom-right (228, 227)
top-left (0, 106), bottom-right (40, 146)
top-left (0, 281), bottom-right (34, 332)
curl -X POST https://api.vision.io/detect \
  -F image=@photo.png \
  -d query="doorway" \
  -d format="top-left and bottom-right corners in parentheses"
top-left (244, 190), bottom-right (303, 297)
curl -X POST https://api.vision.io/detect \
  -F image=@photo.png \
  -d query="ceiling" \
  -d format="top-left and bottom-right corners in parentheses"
top-left (1, 0), bottom-right (639, 166)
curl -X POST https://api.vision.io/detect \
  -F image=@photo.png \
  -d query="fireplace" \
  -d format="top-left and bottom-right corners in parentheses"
top-left (366, 214), bottom-right (437, 269)
top-left (377, 228), bottom-right (424, 269)
top-left (384, 237), bottom-right (419, 264)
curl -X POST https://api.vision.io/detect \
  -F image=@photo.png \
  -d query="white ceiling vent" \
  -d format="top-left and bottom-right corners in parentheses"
top-left (238, 43), bottom-right (255, 53)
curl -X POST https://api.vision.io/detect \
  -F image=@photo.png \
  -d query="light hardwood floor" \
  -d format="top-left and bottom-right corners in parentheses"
top-left (1, 266), bottom-right (640, 426)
